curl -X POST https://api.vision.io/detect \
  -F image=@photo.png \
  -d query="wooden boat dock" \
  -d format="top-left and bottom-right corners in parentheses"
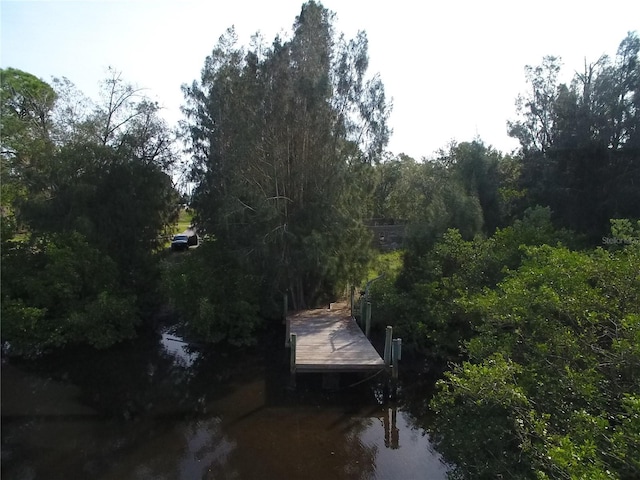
top-left (286, 302), bottom-right (399, 376)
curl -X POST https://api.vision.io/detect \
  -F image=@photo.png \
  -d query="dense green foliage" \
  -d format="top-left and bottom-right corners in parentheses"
top-left (432, 241), bottom-right (640, 479)
top-left (371, 207), bottom-right (575, 359)
top-left (1, 67), bottom-right (57, 241)
top-left (1, 68), bottom-right (179, 355)
top-left (2, 232), bottom-right (138, 354)
top-left (367, 31), bottom-right (639, 479)
top-left (160, 240), bottom-right (261, 346)
top-left (372, 218), bottom-right (638, 479)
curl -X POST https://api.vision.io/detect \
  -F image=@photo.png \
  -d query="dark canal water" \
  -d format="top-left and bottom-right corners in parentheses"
top-left (1, 324), bottom-right (450, 480)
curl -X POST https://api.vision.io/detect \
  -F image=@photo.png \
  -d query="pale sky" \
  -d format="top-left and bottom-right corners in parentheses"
top-left (2, 0), bottom-right (639, 159)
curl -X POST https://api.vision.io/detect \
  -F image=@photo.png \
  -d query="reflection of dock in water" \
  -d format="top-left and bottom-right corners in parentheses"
top-left (383, 406), bottom-right (400, 449)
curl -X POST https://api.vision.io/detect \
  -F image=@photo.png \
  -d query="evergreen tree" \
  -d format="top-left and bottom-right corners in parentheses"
top-left (182, 1), bottom-right (391, 309)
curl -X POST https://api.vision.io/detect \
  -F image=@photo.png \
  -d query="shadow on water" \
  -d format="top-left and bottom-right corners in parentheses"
top-left (1, 322), bottom-right (450, 480)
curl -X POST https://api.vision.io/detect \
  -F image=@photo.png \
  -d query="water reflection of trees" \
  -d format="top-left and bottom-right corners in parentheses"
top-left (203, 408), bottom-right (378, 480)
top-left (185, 364), bottom-right (380, 480)
top-left (2, 329), bottom-right (231, 479)
top-left (90, 368), bottom-right (381, 480)
top-left (3, 329), bottom-right (394, 480)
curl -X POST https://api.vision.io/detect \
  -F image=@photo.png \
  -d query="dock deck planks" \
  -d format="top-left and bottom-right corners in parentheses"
top-left (287, 303), bottom-right (385, 372)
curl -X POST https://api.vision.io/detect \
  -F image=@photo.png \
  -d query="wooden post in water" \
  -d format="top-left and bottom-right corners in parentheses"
top-left (383, 326), bottom-right (393, 367)
top-left (392, 338), bottom-right (401, 380)
top-left (285, 316), bottom-right (291, 347)
top-left (289, 333), bottom-right (297, 387)
top-left (365, 301), bottom-right (372, 338)
top-left (290, 333), bottom-right (296, 372)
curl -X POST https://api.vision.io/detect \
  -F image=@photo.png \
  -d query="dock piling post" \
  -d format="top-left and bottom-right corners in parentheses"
top-left (383, 326), bottom-right (393, 367)
top-left (365, 301), bottom-right (372, 338)
top-left (392, 338), bottom-right (400, 380)
top-left (285, 316), bottom-right (291, 347)
top-left (289, 333), bottom-right (297, 388)
top-left (290, 333), bottom-right (297, 372)
top-left (390, 337), bottom-right (401, 399)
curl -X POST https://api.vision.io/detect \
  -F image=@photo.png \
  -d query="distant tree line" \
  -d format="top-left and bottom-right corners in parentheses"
top-left (509, 35), bottom-right (640, 242)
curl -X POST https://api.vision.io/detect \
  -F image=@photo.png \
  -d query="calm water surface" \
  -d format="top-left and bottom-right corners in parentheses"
top-left (2, 326), bottom-right (449, 480)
